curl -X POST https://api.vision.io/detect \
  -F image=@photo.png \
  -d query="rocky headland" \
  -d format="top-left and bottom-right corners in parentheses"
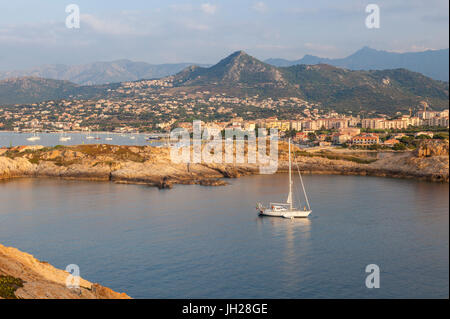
top-left (0, 140), bottom-right (448, 186)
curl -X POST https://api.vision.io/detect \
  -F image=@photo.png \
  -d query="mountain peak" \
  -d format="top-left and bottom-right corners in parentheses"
top-left (171, 50), bottom-right (287, 87)
top-left (218, 50), bottom-right (254, 65)
top-left (351, 46), bottom-right (380, 57)
top-left (229, 50), bottom-right (248, 57)
top-left (360, 45), bottom-right (374, 51)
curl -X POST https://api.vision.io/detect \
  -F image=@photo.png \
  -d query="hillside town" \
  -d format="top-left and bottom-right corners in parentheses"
top-left (0, 89), bottom-right (448, 150)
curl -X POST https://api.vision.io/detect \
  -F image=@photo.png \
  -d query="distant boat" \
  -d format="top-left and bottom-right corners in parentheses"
top-left (59, 132), bottom-right (71, 142)
top-left (86, 130), bottom-right (95, 139)
top-left (256, 138), bottom-right (312, 218)
top-left (26, 132), bottom-right (41, 142)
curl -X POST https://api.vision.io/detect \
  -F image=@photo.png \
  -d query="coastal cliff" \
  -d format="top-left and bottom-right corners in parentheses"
top-left (0, 140), bottom-right (448, 186)
top-left (0, 243), bottom-right (130, 299)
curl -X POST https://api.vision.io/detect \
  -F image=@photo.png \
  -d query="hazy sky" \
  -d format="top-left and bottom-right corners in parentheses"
top-left (0, 0), bottom-right (448, 70)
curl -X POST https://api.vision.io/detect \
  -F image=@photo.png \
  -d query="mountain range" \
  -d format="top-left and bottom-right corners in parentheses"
top-left (0, 51), bottom-right (448, 114)
top-left (0, 47), bottom-right (448, 86)
top-left (168, 51), bottom-right (448, 113)
top-left (0, 77), bottom-right (113, 105)
top-left (0, 60), bottom-right (210, 86)
top-left (265, 47), bottom-right (449, 82)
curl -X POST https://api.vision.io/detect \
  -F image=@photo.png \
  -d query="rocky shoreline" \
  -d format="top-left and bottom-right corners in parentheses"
top-left (0, 243), bottom-right (130, 299)
top-left (0, 140), bottom-right (448, 187)
top-left (0, 140), bottom-right (448, 299)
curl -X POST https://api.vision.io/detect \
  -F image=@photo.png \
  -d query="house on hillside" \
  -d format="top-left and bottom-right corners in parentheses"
top-left (350, 133), bottom-right (379, 146)
top-left (383, 139), bottom-right (400, 147)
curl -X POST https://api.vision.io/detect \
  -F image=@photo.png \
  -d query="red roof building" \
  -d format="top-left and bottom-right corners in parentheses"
top-left (350, 133), bottom-right (379, 145)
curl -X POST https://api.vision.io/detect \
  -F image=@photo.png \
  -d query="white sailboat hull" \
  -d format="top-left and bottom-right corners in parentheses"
top-left (259, 209), bottom-right (312, 218)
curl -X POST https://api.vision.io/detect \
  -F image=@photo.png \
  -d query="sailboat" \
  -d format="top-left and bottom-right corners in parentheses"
top-left (86, 130), bottom-right (95, 140)
top-left (26, 131), bottom-right (41, 142)
top-left (256, 138), bottom-right (312, 218)
top-left (59, 132), bottom-right (71, 142)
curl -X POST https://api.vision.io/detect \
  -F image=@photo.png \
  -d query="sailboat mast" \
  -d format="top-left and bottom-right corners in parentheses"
top-left (288, 138), bottom-right (293, 210)
top-left (299, 168), bottom-right (311, 211)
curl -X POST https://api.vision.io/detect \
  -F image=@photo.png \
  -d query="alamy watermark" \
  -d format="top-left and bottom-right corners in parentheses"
top-left (65, 4), bottom-right (80, 29)
top-left (170, 121), bottom-right (279, 174)
top-left (65, 264), bottom-right (81, 289)
top-left (365, 4), bottom-right (380, 29)
top-left (365, 264), bottom-right (380, 288)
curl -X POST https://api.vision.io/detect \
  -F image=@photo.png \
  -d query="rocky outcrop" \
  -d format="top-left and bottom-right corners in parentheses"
top-left (0, 243), bottom-right (130, 299)
top-left (414, 140), bottom-right (449, 157)
top-left (367, 140), bottom-right (449, 182)
top-left (0, 142), bottom-right (448, 185)
top-left (0, 156), bottom-right (34, 179)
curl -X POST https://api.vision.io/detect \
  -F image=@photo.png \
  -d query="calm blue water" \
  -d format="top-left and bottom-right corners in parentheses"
top-left (0, 174), bottom-right (448, 298)
top-left (0, 131), bottom-right (162, 147)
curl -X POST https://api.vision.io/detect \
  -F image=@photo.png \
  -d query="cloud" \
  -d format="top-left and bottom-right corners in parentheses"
top-left (0, 22), bottom-right (74, 45)
top-left (392, 45), bottom-right (437, 53)
top-left (252, 2), bottom-right (268, 13)
top-left (81, 14), bottom-right (142, 36)
top-left (169, 4), bottom-right (194, 12)
top-left (0, 0), bottom-right (448, 70)
top-left (186, 23), bottom-right (210, 31)
top-left (201, 3), bottom-right (217, 15)
top-left (421, 13), bottom-right (449, 24)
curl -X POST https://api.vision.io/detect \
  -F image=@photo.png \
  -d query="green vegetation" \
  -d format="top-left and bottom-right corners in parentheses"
top-left (307, 132), bottom-right (316, 141)
top-left (281, 65), bottom-right (449, 114)
top-left (434, 132), bottom-right (449, 140)
top-left (72, 144), bottom-right (146, 163)
top-left (160, 52), bottom-right (448, 115)
top-left (4, 144), bottom-right (147, 167)
top-left (0, 77), bottom-right (109, 105)
top-left (393, 143), bottom-right (407, 151)
top-left (0, 275), bottom-right (24, 299)
top-left (295, 150), bottom-right (377, 164)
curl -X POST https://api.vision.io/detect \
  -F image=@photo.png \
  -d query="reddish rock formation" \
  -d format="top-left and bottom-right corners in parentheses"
top-left (414, 140), bottom-right (449, 157)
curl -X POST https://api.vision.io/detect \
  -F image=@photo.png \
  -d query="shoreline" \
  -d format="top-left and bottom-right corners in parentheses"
top-left (0, 141), bottom-right (448, 187)
top-left (0, 243), bottom-right (130, 299)
top-left (1, 141), bottom-right (448, 299)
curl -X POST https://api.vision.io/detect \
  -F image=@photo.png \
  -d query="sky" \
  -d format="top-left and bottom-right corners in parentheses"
top-left (0, 0), bottom-right (448, 70)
